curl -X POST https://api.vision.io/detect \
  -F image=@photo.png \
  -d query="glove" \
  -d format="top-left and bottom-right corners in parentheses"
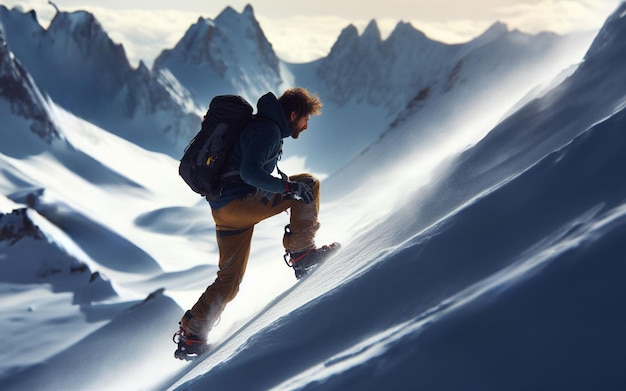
top-left (285, 180), bottom-right (314, 203)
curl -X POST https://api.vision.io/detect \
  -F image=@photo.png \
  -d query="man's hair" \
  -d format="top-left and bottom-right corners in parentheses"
top-left (278, 87), bottom-right (322, 118)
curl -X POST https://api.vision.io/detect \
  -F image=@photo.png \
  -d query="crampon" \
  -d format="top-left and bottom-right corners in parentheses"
top-left (285, 242), bottom-right (341, 279)
top-left (173, 328), bottom-right (209, 361)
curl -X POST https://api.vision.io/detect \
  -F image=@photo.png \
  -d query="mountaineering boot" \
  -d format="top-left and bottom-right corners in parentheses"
top-left (173, 327), bottom-right (209, 361)
top-left (173, 311), bottom-right (209, 361)
top-left (284, 242), bottom-right (341, 279)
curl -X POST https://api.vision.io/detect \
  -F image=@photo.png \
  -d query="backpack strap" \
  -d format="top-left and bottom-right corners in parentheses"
top-left (276, 164), bottom-right (288, 182)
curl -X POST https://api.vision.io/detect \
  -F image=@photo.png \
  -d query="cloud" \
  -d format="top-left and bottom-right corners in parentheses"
top-left (490, 0), bottom-right (621, 35)
top-left (87, 8), bottom-right (198, 67)
top-left (256, 14), bottom-right (366, 63)
top-left (394, 19), bottom-right (495, 44)
top-left (3, 0), bottom-right (56, 22)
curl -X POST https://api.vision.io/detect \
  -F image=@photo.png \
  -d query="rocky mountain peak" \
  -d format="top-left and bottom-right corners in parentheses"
top-left (152, 5), bottom-right (281, 107)
top-left (362, 20), bottom-right (382, 42)
top-left (0, 37), bottom-right (59, 143)
top-left (47, 10), bottom-right (131, 72)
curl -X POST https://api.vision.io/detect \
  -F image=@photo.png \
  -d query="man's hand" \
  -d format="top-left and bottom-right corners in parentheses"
top-left (285, 180), bottom-right (314, 203)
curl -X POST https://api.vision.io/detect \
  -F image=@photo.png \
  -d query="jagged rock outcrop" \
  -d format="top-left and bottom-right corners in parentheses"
top-left (0, 208), bottom-right (45, 244)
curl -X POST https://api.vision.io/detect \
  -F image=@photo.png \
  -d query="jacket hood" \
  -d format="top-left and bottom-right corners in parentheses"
top-left (256, 92), bottom-right (292, 138)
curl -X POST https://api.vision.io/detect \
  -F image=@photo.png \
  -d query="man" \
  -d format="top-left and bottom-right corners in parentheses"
top-left (174, 87), bottom-right (339, 360)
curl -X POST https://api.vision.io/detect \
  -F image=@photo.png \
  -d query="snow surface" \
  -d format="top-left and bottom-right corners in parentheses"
top-left (1, 2), bottom-right (626, 391)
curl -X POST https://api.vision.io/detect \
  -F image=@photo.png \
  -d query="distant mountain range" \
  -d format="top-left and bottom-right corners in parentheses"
top-left (0, 4), bottom-right (594, 172)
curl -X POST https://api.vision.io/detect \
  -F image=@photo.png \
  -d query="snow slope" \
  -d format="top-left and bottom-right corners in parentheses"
top-left (160, 4), bottom-right (626, 389)
top-left (1, 2), bottom-right (625, 391)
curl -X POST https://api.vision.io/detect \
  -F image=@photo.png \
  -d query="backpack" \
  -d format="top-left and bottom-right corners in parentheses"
top-left (179, 95), bottom-right (253, 199)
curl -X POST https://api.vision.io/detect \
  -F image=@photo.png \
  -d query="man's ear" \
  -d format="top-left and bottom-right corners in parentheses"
top-left (290, 111), bottom-right (298, 121)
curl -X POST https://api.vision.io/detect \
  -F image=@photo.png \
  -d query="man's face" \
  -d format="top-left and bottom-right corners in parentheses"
top-left (289, 112), bottom-right (310, 139)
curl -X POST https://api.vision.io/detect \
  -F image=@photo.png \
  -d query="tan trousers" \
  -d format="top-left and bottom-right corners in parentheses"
top-left (182, 174), bottom-right (320, 339)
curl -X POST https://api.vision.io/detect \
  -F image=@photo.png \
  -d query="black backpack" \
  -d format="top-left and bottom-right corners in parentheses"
top-left (179, 95), bottom-right (253, 199)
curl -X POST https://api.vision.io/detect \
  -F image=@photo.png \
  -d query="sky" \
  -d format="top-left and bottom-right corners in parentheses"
top-left (3, 0), bottom-right (621, 65)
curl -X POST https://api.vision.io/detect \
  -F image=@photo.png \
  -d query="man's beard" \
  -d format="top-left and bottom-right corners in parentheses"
top-left (290, 121), bottom-right (302, 139)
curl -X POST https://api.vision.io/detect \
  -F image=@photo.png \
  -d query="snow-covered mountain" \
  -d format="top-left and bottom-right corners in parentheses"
top-left (316, 19), bottom-right (458, 111)
top-left (0, 5), bottom-right (200, 157)
top-left (284, 19), bottom-right (593, 173)
top-left (1, 1), bottom-right (625, 390)
top-left (153, 5), bottom-right (283, 108)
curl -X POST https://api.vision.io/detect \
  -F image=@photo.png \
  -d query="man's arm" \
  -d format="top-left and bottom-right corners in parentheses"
top-left (239, 126), bottom-right (286, 193)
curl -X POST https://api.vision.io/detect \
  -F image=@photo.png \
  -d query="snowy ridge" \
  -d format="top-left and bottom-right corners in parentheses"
top-left (0, 207), bottom-right (116, 301)
top-left (0, 2), bottom-right (625, 390)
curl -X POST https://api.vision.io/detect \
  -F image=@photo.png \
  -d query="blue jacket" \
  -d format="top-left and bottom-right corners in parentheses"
top-left (209, 92), bottom-right (292, 209)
